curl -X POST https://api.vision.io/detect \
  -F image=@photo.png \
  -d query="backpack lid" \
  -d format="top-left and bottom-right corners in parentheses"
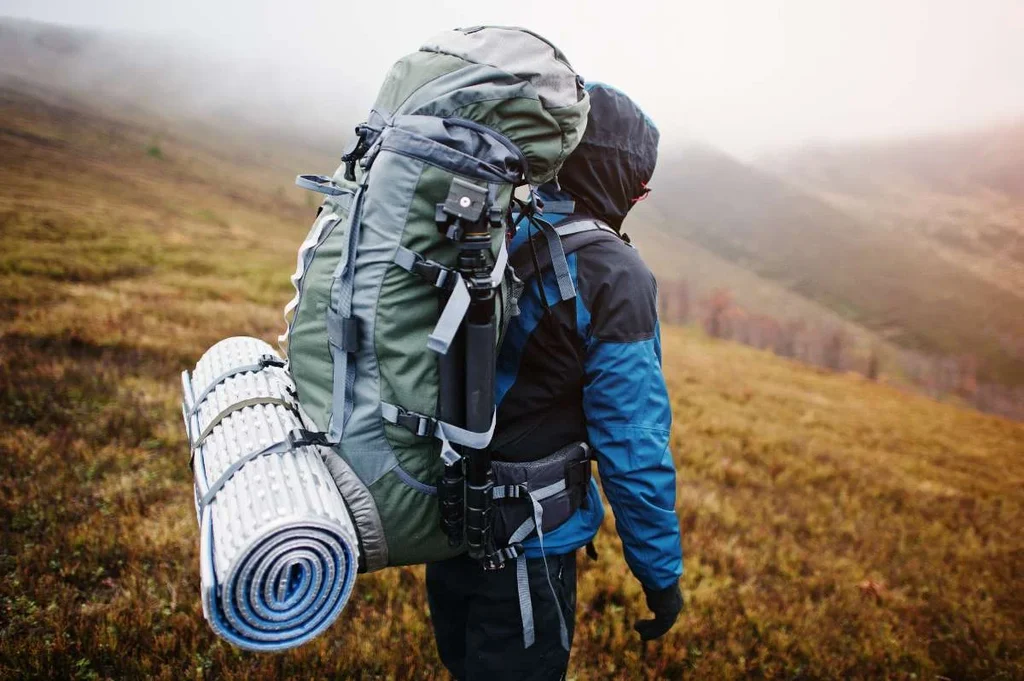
top-left (420, 26), bottom-right (582, 109)
top-left (372, 26), bottom-right (591, 185)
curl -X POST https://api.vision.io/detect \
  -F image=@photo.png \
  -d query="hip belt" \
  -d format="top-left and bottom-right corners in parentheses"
top-left (486, 440), bottom-right (592, 650)
top-left (490, 441), bottom-right (592, 548)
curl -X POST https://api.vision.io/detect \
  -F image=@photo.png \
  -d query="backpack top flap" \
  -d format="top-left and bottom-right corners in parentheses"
top-left (372, 26), bottom-right (590, 186)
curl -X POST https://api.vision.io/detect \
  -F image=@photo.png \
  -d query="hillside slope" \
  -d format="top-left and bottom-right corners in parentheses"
top-left (2, 81), bottom-right (1023, 680)
top-left (628, 210), bottom-right (910, 374)
top-left (6, 15), bottom-right (1021, 388)
top-left (767, 121), bottom-right (1024, 297)
top-left (639, 144), bottom-right (1024, 383)
top-left (0, 15), bottom-right (358, 155)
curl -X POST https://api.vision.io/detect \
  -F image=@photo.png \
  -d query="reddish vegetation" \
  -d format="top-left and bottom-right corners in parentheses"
top-left (2, 80), bottom-right (1022, 681)
top-left (658, 280), bottom-right (1024, 421)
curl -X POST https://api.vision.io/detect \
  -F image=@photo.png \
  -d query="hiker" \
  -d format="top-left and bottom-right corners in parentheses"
top-left (426, 82), bottom-right (684, 681)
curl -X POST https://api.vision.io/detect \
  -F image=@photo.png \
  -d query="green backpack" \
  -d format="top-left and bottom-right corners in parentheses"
top-left (282, 27), bottom-right (589, 571)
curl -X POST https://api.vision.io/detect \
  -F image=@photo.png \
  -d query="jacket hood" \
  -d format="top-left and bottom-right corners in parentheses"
top-left (548, 82), bottom-right (659, 230)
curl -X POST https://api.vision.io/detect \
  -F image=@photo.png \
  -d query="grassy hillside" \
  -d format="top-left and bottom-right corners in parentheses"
top-left (7, 15), bottom-right (1023, 391)
top-left (628, 204), bottom-right (905, 369)
top-left (2, 85), bottom-right (1023, 680)
top-left (640, 144), bottom-right (1024, 384)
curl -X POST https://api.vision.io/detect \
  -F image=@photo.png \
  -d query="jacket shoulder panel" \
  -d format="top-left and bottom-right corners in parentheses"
top-left (576, 237), bottom-right (658, 343)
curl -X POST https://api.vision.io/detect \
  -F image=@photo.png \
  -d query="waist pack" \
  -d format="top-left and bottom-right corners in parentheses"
top-left (490, 441), bottom-right (592, 544)
top-left (282, 26), bottom-right (590, 571)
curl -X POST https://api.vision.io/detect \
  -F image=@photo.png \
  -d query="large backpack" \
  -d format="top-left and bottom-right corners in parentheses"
top-left (282, 27), bottom-right (590, 571)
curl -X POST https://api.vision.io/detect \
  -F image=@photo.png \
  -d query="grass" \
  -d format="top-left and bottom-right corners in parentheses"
top-left (1, 84), bottom-right (1023, 680)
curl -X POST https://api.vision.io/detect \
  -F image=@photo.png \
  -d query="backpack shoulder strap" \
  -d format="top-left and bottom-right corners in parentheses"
top-left (509, 217), bottom-right (624, 283)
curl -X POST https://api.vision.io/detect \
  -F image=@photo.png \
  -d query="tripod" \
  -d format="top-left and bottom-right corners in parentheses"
top-left (436, 179), bottom-right (500, 568)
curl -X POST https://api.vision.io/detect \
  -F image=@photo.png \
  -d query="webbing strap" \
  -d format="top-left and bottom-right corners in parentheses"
top-left (186, 355), bottom-right (285, 418)
top-left (380, 402), bottom-right (495, 464)
top-left (427, 240), bottom-right (508, 355)
top-left (427, 274), bottom-right (470, 355)
top-left (198, 429), bottom-right (328, 510)
top-left (515, 553), bottom-right (534, 647)
top-left (493, 478), bottom-right (567, 502)
top-left (509, 217), bottom-right (621, 285)
top-left (540, 199), bottom-right (576, 214)
top-left (327, 183), bottom-right (367, 443)
top-left (506, 486), bottom-right (570, 650)
top-left (191, 396), bottom-right (294, 450)
top-left (532, 216), bottom-right (576, 301)
top-left (553, 219), bottom-right (617, 238)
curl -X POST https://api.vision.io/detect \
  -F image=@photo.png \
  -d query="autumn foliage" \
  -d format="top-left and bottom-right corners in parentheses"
top-left (657, 280), bottom-right (1023, 421)
top-left (2, 87), bottom-right (1023, 681)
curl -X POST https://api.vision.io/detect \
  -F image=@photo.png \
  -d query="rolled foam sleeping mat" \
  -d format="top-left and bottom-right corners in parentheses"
top-left (181, 336), bottom-right (358, 651)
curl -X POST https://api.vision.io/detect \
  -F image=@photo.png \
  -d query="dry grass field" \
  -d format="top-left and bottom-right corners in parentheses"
top-left (2, 85), bottom-right (1023, 680)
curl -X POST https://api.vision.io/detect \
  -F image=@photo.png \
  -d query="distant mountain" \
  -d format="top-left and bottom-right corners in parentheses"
top-left (768, 120), bottom-right (1024, 199)
top-left (0, 15), bottom-right (358, 156)
top-left (633, 143), bottom-right (1024, 383)
top-left (764, 123), bottom-right (1024, 297)
top-left (4, 15), bottom-right (1022, 384)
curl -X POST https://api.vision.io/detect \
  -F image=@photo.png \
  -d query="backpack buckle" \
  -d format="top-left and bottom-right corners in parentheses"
top-left (411, 259), bottom-right (453, 289)
top-left (482, 543), bottom-right (522, 571)
top-left (286, 429), bottom-right (329, 449)
top-left (389, 406), bottom-right (434, 438)
top-left (341, 124), bottom-right (373, 181)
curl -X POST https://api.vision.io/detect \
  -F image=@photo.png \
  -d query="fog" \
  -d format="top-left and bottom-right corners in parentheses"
top-left (2, 0), bottom-right (1023, 157)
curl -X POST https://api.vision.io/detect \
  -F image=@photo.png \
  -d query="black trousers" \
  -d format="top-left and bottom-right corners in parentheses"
top-left (425, 551), bottom-right (578, 681)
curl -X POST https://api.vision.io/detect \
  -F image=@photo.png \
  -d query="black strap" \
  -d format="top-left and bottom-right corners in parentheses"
top-left (564, 458), bottom-right (592, 511)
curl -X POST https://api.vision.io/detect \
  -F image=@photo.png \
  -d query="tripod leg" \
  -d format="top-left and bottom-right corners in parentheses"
top-left (438, 322), bottom-right (466, 546)
top-left (464, 318), bottom-right (496, 562)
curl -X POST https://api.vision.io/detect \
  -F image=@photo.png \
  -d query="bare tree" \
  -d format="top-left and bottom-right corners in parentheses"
top-left (957, 354), bottom-right (978, 397)
top-left (822, 328), bottom-right (847, 371)
top-left (674, 280), bottom-right (690, 324)
top-left (702, 288), bottom-right (733, 339)
top-left (775, 319), bottom-right (805, 359)
top-left (865, 348), bottom-right (880, 381)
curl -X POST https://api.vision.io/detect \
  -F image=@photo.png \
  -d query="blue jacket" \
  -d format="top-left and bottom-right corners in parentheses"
top-left (493, 189), bottom-right (683, 590)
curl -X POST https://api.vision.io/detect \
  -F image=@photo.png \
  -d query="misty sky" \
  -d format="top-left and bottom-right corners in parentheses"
top-left (3, 0), bottom-right (1023, 156)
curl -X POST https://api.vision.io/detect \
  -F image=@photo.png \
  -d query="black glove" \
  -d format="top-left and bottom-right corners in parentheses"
top-left (633, 582), bottom-right (683, 641)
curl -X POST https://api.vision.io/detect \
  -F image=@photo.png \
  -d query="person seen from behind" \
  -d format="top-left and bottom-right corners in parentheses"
top-left (425, 81), bottom-right (685, 681)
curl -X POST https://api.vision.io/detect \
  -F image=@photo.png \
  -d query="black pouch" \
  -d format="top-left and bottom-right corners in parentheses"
top-left (489, 441), bottom-right (592, 546)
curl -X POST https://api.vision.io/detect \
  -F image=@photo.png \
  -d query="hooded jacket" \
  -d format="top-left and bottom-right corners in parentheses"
top-left (492, 83), bottom-right (682, 591)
